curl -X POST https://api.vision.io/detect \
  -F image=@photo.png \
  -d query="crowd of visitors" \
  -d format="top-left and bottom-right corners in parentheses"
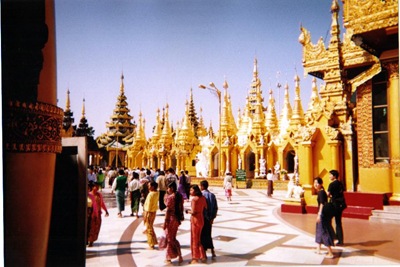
top-left (86, 165), bottom-right (345, 261)
top-left (86, 165), bottom-right (218, 264)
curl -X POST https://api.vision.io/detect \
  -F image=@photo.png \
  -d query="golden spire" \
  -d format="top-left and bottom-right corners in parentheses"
top-left (81, 98), bottom-right (86, 118)
top-left (220, 78), bottom-right (237, 141)
top-left (182, 100), bottom-right (192, 130)
top-left (237, 107), bottom-right (242, 129)
top-left (120, 72), bottom-right (125, 94)
top-left (245, 58), bottom-right (265, 140)
top-left (237, 96), bottom-right (252, 138)
top-left (265, 89), bottom-right (279, 132)
top-left (279, 83), bottom-right (293, 135)
top-left (159, 103), bottom-right (173, 146)
top-left (134, 111), bottom-right (146, 146)
top-left (307, 77), bottom-right (321, 112)
top-left (328, 0), bottom-right (341, 53)
top-left (176, 100), bottom-right (195, 150)
top-left (290, 74), bottom-right (305, 127)
top-left (66, 89), bottom-right (71, 111)
top-left (97, 74), bottom-right (135, 150)
top-left (196, 107), bottom-right (207, 137)
top-left (208, 120), bottom-right (214, 139)
top-left (152, 108), bottom-right (162, 142)
top-left (252, 57), bottom-right (261, 88)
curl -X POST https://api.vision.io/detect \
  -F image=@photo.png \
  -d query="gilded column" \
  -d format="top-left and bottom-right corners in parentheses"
top-left (300, 141), bottom-right (314, 205)
top-left (300, 142), bottom-right (313, 185)
top-left (255, 152), bottom-right (259, 177)
top-left (221, 150), bottom-right (226, 175)
top-left (340, 117), bottom-right (355, 191)
top-left (386, 63), bottom-right (400, 204)
top-left (208, 151), bottom-right (213, 177)
top-left (226, 149), bottom-right (231, 174)
top-left (329, 140), bottom-right (341, 171)
top-left (3, 1), bottom-right (63, 266)
top-left (325, 126), bottom-right (342, 171)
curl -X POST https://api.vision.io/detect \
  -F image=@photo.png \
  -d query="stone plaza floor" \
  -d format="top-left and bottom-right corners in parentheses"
top-left (86, 186), bottom-right (400, 266)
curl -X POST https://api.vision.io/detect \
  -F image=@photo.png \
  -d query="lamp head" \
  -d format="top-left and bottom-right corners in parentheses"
top-left (198, 84), bottom-right (206, 89)
top-left (209, 82), bottom-right (216, 88)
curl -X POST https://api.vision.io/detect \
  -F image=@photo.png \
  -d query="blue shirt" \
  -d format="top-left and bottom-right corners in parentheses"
top-left (202, 189), bottom-right (218, 221)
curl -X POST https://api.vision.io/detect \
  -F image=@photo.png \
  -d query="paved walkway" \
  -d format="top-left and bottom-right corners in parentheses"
top-left (86, 187), bottom-right (400, 266)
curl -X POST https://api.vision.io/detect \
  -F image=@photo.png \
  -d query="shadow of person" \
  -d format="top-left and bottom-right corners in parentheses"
top-left (344, 240), bottom-right (392, 247)
top-left (339, 249), bottom-right (378, 258)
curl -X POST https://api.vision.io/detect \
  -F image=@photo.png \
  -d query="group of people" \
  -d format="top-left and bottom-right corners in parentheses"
top-left (87, 165), bottom-right (347, 261)
top-left (313, 170), bottom-right (347, 259)
top-left (87, 165), bottom-right (219, 265)
top-left (136, 172), bottom-right (219, 265)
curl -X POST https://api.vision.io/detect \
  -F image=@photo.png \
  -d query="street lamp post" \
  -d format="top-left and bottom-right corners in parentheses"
top-left (199, 82), bottom-right (222, 179)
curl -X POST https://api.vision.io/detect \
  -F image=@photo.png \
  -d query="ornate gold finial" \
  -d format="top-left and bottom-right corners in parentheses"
top-left (223, 78), bottom-right (229, 90)
top-left (66, 89), bottom-right (71, 111)
top-left (331, 0), bottom-right (339, 13)
top-left (308, 77), bottom-right (321, 112)
top-left (120, 72), bottom-right (125, 93)
top-left (265, 89), bottom-right (279, 132)
top-left (279, 82), bottom-right (293, 135)
top-left (291, 74), bottom-right (305, 127)
top-left (81, 98), bottom-right (86, 118)
top-left (253, 57), bottom-right (258, 78)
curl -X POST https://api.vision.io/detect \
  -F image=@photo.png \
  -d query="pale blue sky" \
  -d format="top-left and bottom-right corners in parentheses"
top-left (55, 0), bottom-right (340, 137)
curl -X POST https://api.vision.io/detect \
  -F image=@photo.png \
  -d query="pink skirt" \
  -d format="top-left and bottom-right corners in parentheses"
top-left (225, 189), bottom-right (232, 197)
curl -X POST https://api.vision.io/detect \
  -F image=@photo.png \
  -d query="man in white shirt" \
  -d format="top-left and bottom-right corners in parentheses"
top-left (87, 166), bottom-right (97, 183)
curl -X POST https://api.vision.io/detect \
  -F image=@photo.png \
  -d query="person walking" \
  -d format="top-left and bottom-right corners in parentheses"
top-left (143, 181), bottom-right (159, 249)
top-left (166, 167), bottom-right (179, 188)
top-left (87, 166), bottom-right (97, 183)
top-left (178, 170), bottom-right (188, 201)
top-left (163, 182), bottom-right (184, 265)
top-left (87, 181), bottom-right (109, 247)
top-left (313, 177), bottom-right (335, 258)
top-left (267, 169), bottom-right (274, 197)
top-left (184, 170), bottom-right (191, 201)
top-left (327, 170), bottom-right (347, 246)
top-left (112, 169), bottom-right (127, 218)
top-left (223, 172), bottom-right (233, 201)
top-left (107, 167), bottom-right (117, 188)
top-left (96, 168), bottom-right (105, 191)
top-left (200, 180), bottom-right (218, 259)
top-left (128, 172), bottom-right (141, 218)
top-left (157, 170), bottom-right (167, 211)
top-left (186, 184), bottom-right (207, 264)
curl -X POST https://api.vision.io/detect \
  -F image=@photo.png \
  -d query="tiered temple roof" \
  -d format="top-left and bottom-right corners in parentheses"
top-left (96, 74), bottom-right (135, 149)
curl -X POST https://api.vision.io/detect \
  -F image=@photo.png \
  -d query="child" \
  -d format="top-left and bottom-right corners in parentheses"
top-left (223, 172), bottom-right (233, 201)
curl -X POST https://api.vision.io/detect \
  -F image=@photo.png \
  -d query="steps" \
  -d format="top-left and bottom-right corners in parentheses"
top-left (370, 206), bottom-right (400, 224)
top-left (343, 206), bottom-right (374, 220)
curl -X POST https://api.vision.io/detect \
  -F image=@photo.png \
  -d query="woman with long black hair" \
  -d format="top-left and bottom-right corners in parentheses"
top-left (163, 182), bottom-right (184, 265)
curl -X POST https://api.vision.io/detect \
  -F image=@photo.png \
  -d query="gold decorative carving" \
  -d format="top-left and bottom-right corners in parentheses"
top-left (384, 62), bottom-right (399, 79)
top-left (299, 27), bottom-right (328, 69)
top-left (295, 126), bottom-right (317, 142)
top-left (325, 126), bottom-right (341, 141)
top-left (343, 0), bottom-right (398, 34)
top-left (5, 101), bottom-right (63, 153)
top-left (339, 116), bottom-right (353, 136)
top-left (356, 83), bottom-right (374, 168)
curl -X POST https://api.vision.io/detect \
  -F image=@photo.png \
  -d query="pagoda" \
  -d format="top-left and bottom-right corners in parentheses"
top-left (96, 74), bottom-right (136, 167)
top-left (61, 89), bottom-right (76, 137)
top-left (75, 98), bottom-right (94, 137)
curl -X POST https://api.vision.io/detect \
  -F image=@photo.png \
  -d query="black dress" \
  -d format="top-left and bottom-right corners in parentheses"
top-left (315, 189), bottom-right (335, 247)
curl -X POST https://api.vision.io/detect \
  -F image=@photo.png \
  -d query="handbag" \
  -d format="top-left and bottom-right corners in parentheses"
top-left (158, 235), bottom-right (167, 250)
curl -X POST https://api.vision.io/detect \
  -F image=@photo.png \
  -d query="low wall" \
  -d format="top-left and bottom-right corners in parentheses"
top-left (191, 177), bottom-right (288, 190)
